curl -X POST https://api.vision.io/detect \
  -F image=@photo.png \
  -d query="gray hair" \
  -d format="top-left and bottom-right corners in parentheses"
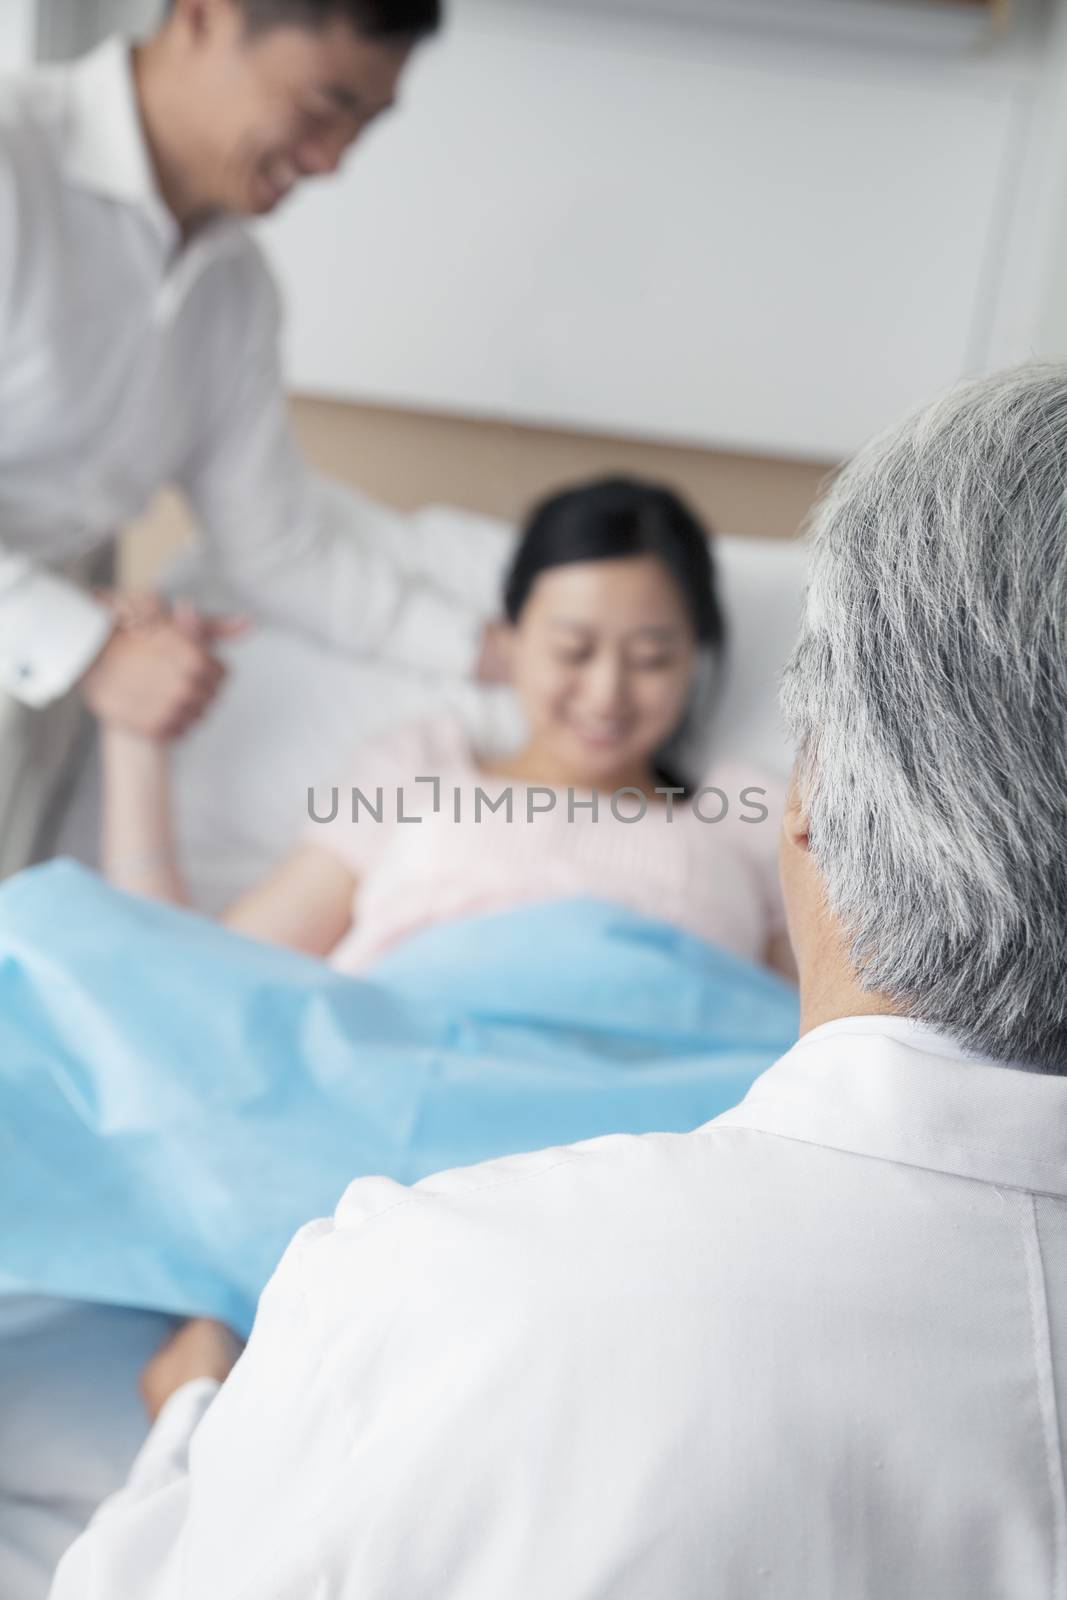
top-left (781, 364), bottom-right (1067, 1073)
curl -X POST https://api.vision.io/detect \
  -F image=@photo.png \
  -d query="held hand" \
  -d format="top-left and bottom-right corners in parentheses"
top-left (95, 589), bottom-right (169, 631)
top-left (140, 1317), bottom-right (245, 1424)
top-left (80, 621), bottom-right (226, 738)
top-left (81, 592), bottom-right (247, 739)
top-left (170, 598), bottom-right (249, 648)
top-left (94, 588), bottom-right (247, 646)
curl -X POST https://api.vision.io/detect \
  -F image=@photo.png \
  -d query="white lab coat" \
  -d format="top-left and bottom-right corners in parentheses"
top-left (49, 1016), bottom-right (1067, 1598)
top-left (0, 38), bottom-right (501, 867)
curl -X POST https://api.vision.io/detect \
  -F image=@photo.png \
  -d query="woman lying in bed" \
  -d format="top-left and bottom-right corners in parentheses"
top-left (101, 477), bottom-right (796, 982)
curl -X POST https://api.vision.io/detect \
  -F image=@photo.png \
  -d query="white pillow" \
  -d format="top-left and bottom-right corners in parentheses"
top-left (708, 529), bottom-right (809, 772)
top-left (57, 502), bottom-right (806, 913)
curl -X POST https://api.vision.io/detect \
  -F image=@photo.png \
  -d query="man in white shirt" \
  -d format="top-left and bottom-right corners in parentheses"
top-left (0, 0), bottom-right (494, 874)
top-left (50, 363), bottom-right (1067, 1597)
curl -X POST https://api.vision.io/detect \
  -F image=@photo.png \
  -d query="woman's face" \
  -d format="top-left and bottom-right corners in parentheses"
top-left (507, 556), bottom-right (699, 786)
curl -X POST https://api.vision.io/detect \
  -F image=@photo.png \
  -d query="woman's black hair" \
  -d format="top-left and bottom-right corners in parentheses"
top-left (503, 476), bottom-right (727, 793)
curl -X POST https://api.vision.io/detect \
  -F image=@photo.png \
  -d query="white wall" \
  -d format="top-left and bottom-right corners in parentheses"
top-left (1012, 2), bottom-right (1067, 365)
top-left (34, 0), bottom-right (158, 59)
top-left (0, 0), bottom-right (38, 71)
top-left (259, 0), bottom-right (1059, 461)
top-left (17, 0), bottom-right (1067, 460)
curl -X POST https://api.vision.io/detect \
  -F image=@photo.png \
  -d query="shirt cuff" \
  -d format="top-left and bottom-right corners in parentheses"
top-left (0, 564), bottom-right (112, 706)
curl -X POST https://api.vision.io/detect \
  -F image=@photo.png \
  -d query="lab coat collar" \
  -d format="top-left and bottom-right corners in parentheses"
top-left (716, 1013), bottom-right (1067, 1196)
top-left (61, 36), bottom-right (176, 245)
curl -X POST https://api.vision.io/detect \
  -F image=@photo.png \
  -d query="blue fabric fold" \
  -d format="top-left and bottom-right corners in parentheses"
top-left (0, 862), bottom-right (797, 1332)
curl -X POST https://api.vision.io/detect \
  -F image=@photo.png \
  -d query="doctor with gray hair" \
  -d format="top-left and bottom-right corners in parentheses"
top-left (50, 365), bottom-right (1067, 1598)
top-left (782, 363), bottom-right (1067, 1070)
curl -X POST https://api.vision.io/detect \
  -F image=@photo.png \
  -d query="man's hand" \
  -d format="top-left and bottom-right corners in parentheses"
top-left (80, 621), bottom-right (225, 738)
top-left (140, 1317), bottom-right (245, 1424)
top-left (80, 592), bottom-right (246, 739)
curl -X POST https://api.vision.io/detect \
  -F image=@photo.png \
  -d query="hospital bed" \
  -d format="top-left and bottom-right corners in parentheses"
top-left (1, 500), bottom-right (808, 1599)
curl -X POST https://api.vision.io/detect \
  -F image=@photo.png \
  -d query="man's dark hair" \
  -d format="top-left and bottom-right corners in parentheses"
top-left (171, 0), bottom-right (442, 39)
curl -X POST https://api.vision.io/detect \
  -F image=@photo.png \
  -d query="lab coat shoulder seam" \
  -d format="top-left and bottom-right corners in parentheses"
top-left (331, 1140), bottom-right (647, 1244)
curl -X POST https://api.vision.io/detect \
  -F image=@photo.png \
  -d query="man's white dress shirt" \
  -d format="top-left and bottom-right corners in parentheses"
top-left (50, 1016), bottom-right (1067, 1598)
top-left (0, 38), bottom-right (487, 708)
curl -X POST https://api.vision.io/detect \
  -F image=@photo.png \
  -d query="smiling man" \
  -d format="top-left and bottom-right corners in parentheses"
top-left (142, 0), bottom-right (413, 218)
top-left (0, 0), bottom-right (476, 876)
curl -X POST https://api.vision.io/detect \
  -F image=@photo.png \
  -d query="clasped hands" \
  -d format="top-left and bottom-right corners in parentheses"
top-left (80, 589), bottom-right (247, 739)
